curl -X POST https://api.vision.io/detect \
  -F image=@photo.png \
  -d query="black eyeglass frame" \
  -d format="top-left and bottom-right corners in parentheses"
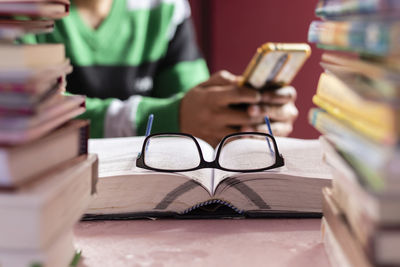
top-left (136, 132), bottom-right (285, 173)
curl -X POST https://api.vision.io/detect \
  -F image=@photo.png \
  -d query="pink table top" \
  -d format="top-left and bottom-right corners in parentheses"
top-left (74, 219), bottom-right (330, 267)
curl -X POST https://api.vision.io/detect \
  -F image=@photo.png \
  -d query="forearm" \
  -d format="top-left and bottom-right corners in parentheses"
top-left (135, 92), bottom-right (184, 135)
top-left (77, 93), bottom-right (185, 138)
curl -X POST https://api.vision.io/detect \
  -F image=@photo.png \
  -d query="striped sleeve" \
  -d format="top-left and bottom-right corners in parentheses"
top-left (136, 1), bottom-right (209, 135)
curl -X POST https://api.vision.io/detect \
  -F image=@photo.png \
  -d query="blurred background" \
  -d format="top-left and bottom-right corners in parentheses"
top-left (188, 0), bottom-right (322, 139)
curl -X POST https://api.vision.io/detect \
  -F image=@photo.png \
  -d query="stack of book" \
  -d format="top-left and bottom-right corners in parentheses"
top-left (0, 1), bottom-right (98, 267)
top-left (307, 0), bottom-right (400, 266)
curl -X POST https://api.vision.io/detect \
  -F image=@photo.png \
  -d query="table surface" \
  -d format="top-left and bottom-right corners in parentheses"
top-left (74, 219), bottom-right (330, 267)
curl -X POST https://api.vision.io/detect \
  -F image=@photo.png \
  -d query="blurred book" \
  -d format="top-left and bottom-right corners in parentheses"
top-left (320, 136), bottom-right (400, 222)
top-left (0, 80), bottom-right (63, 115)
top-left (0, 43), bottom-right (65, 68)
top-left (0, 154), bottom-right (98, 250)
top-left (321, 188), bottom-right (373, 267)
top-left (0, 94), bottom-right (85, 145)
top-left (0, 1), bottom-right (95, 266)
top-left (311, 73), bottom-right (399, 144)
top-left (0, 230), bottom-right (75, 267)
top-left (0, 120), bottom-right (89, 188)
top-left (309, 1), bottom-right (400, 266)
top-left (320, 53), bottom-right (400, 103)
top-left (0, 0), bottom-right (70, 19)
top-left (309, 109), bottom-right (400, 192)
top-left (316, 0), bottom-right (400, 20)
top-left (0, 59), bottom-right (72, 95)
top-left (0, 19), bottom-right (54, 40)
top-left (323, 185), bottom-right (400, 266)
top-left (308, 20), bottom-right (400, 56)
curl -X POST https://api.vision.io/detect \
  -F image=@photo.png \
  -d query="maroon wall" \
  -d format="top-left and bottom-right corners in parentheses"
top-left (189, 0), bottom-right (322, 139)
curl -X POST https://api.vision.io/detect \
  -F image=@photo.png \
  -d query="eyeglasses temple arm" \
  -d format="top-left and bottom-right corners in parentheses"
top-left (138, 114), bottom-right (154, 158)
top-left (264, 116), bottom-right (275, 155)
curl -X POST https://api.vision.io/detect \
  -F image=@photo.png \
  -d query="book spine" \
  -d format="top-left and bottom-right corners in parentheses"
top-left (78, 121), bottom-right (89, 155)
top-left (0, 150), bottom-right (11, 185)
top-left (322, 218), bottom-right (356, 267)
top-left (309, 108), bottom-right (387, 159)
top-left (316, 0), bottom-right (400, 18)
top-left (308, 20), bottom-right (400, 56)
top-left (312, 95), bottom-right (394, 143)
top-left (315, 73), bottom-right (397, 129)
top-left (0, 84), bottom-right (28, 93)
top-left (309, 108), bottom-right (391, 191)
top-left (181, 199), bottom-right (243, 215)
top-left (322, 188), bottom-right (373, 267)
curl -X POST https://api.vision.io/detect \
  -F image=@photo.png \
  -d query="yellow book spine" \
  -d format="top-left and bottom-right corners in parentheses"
top-left (316, 73), bottom-right (398, 131)
top-left (312, 95), bottom-right (395, 144)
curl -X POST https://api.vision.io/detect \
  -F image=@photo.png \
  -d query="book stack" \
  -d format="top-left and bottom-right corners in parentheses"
top-left (307, 0), bottom-right (400, 266)
top-left (0, 1), bottom-right (98, 267)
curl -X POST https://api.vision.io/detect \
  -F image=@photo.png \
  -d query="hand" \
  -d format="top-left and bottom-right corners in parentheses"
top-left (180, 70), bottom-right (262, 147)
top-left (241, 86), bottom-right (299, 136)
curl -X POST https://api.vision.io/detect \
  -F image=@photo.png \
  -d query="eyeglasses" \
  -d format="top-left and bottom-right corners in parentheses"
top-left (136, 132), bottom-right (285, 173)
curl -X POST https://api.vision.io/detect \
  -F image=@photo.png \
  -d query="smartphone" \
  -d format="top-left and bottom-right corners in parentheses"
top-left (240, 42), bottom-right (311, 90)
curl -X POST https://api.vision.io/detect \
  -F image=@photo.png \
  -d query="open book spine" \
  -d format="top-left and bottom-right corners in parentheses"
top-left (181, 199), bottom-right (243, 215)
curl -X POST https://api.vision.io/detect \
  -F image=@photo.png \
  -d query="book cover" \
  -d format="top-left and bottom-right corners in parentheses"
top-left (308, 20), bottom-right (400, 56)
top-left (0, 230), bottom-right (75, 267)
top-left (315, 0), bottom-right (400, 19)
top-left (0, 154), bottom-right (98, 250)
top-left (0, 19), bottom-right (54, 41)
top-left (309, 108), bottom-right (400, 192)
top-left (323, 187), bottom-right (400, 266)
top-left (320, 53), bottom-right (400, 103)
top-left (0, 59), bottom-right (72, 95)
top-left (0, 43), bottom-right (65, 68)
top-left (0, 94), bottom-right (85, 145)
top-left (0, 0), bottom-right (70, 19)
top-left (315, 73), bottom-right (398, 131)
top-left (320, 135), bottom-right (400, 225)
top-left (311, 94), bottom-right (396, 144)
top-left (0, 119), bottom-right (89, 187)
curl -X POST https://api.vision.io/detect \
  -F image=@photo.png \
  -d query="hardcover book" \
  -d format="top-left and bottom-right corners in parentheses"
top-left (0, 119), bottom-right (89, 187)
top-left (0, 94), bottom-right (85, 145)
top-left (0, 230), bottom-right (75, 267)
top-left (0, 154), bottom-right (98, 250)
top-left (0, 0), bottom-right (70, 19)
top-left (322, 187), bottom-right (400, 266)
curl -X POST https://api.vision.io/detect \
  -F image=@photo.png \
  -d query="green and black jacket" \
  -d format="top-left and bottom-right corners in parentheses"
top-left (22, 0), bottom-right (209, 137)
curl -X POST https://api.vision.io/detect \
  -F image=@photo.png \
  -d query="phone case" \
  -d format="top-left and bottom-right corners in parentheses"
top-left (241, 43), bottom-right (311, 89)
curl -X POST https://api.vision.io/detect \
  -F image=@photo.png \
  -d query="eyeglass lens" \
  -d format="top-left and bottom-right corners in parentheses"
top-left (218, 134), bottom-right (276, 171)
top-left (143, 134), bottom-right (201, 170)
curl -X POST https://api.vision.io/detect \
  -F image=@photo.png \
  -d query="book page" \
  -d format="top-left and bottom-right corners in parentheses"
top-left (89, 136), bottom-right (215, 193)
top-left (213, 137), bottom-right (332, 192)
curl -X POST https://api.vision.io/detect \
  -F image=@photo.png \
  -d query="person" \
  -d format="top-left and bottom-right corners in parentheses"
top-left (23, 0), bottom-right (298, 146)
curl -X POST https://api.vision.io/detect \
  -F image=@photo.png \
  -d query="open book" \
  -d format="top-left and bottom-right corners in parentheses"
top-left (86, 136), bottom-right (332, 218)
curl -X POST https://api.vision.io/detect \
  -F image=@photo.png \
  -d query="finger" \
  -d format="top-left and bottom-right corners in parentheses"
top-left (247, 104), bottom-right (261, 117)
top-left (260, 102), bottom-right (299, 122)
top-left (199, 70), bottom-right (239, 87)
top-left (214, 86), bottom-right (261, 106)
top-left (261, 86), bottom-right (297, 104)
top-left (257, 122), bottom-right (293, 137)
